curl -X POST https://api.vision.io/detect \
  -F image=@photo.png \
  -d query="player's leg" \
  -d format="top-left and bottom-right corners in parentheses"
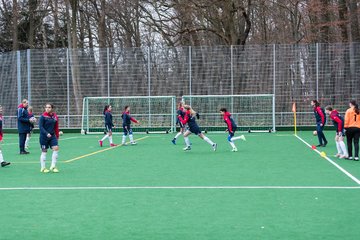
top-left (334, 134), bottom-right (342, 157)
top-left (198, 132), bottom-right (217, 151)
top-left (40, 138), bottom-right (50, 173)
top-left (172, 123), bottom-right (184, 144)
top-left (0, 144), bottom-right (10, 167)
top-left (122, 126), bottom-right (128, 145)
top-left (183, 130), bottom-right (192, 150)
top-left (25, 133), bottom-right (30, 149)
top-left (346, 128), bottom-right (354, 160)
top-left (128, 128), bottom-right (136, 145)
top-left (353, 129), bottom-right (360, 160)
top-left (50, 141), bottom-right (59, 173)
top-left (227, 132), bottom-right (237, 152)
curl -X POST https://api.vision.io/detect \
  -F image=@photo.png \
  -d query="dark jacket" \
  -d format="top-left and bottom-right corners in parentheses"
top-left (17, 104), bottom-right (31, 134)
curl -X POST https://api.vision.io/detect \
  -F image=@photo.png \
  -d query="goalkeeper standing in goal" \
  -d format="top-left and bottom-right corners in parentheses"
top-left (220, 108), bottom-right (246, 152)
top-left (38, 103), bottom-right (60, 173)
top-left (99, 105), bottom-right (117, 147)
top-left (178, 105), bottom-right (217, 151)
top-left (121, 106), bottom-right (140, 145)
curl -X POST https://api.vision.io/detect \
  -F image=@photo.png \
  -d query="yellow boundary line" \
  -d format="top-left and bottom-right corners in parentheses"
top-left (11, 136), bottom-right (149, 164)
top-left (64, 136), bottom-right (149, 163)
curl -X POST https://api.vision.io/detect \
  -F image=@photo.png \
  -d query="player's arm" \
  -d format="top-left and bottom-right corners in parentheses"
top-left (54, 116), bottom-right (60, 139)
top-left (178, 114), bottom-right (189, 125)
top-left (130, 116), bottom-right (139, 124)
top-left (38, 116), bottom-right (48, 136)
top-left (316, 107), bottom-right (325, 125)
top-left (224, 117), bottom-right (233, 133)
top-left (332, 116), bottom-right (343, 132)
top-left (344, 109), bottom-right (351, 129)
top-left (105, 112), bottom-right (112, 126)
top-left (17, 108), bottom-right (30, 123)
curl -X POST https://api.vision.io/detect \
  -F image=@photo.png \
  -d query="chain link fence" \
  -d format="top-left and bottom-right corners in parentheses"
top-left (0, 43), bottom-right (359, 129)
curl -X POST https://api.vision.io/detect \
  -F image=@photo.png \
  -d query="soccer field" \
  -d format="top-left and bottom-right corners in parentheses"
top-left (0, 131), bottom-right (359, 240)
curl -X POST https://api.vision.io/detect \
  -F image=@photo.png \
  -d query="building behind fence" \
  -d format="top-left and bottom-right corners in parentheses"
top-left (0, 43), bottom-right (359, 129)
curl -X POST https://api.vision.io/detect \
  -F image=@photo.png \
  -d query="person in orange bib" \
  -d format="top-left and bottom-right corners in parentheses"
top-left (344, 100), bottom-right (360, 161)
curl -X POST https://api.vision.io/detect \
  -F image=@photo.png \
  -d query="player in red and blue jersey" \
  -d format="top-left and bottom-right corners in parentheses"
top-left (178, 105), bottom-right (217, 151)
top-left (121, 106), bottom-right (140, 145)
top-left (38, 103), bottom-right (60, 173)
top-left (220, 108), bottom-right (246, 152)
top-left (99, 105), bottom-right (117, 147)
top-left (0, 104), bottom-right (10, 167)
top-left (25, 105), bottom-right (35, 150)
top-left (325, 106), bottom-right (348, 158)
top-left (172, 101), bottom-right (186, 145)
top-left (311, 100), bottom-right (328, 147)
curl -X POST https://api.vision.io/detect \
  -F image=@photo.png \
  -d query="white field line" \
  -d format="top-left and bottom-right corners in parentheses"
top-left (0, 186), bottom-right (359, 191)
top-left (1, 136), bottom-right (82, 146)
top-left (294, 134), bottom-right (360, 185)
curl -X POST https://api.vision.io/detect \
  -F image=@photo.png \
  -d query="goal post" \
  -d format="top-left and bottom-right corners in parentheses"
top-left (182, 94), bottom-right (276, 132)
top-left (81, 96), bottom-right (177, 134)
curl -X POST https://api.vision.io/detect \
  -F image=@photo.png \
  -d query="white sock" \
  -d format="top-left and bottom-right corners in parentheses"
top-left (231, 135), bottom-right (243, 141)
top-left (101, 135), bottom-right (109, 141)
top-left (174, 132), bottom-right (182, 139)
top-left (25, 135), bottom-right (30, 147)
top-left (129, 134), bottom-right (134, 143)
top-left (109, 136), bottom-right (113, 144)
top-left (0, 150), bottom-right (4, 163)
top-left (40, 152), bottom-right (47, 169)
top-left (229, 141), bottom-right (236, 149)
top-left (203, 136), bottom-right (214, 145)
top-left (122, 135), bottom-right (126, 144)
top-left (51, 150), bottom-right (58, 168)
top-left (339, 141), bottom-right (348, 156)
top-left (336, 142), bottom-right (342, 154)
top-left (184, 136), bottom-right (191, 147)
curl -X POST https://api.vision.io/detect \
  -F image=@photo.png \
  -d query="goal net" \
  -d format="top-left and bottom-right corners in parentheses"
top-left (82, 96), bottom-right (176, 134)
top-left (181, 94), bottom-right (276, 132)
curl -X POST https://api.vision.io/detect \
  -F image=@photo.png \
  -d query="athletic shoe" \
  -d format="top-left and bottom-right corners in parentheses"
top-left (99, 140), bottom-right (103, 147)
top-left (354, 157), bottom-right (359, 161)
top-left (339, 155), bottom-right (348, 159)
top-left (232, 148), bottom-right (238, 152)
top-left (239, 135), bottom-right (246, 141)
top-left (1, 161), bottom-right (10, 167)
top-left (212, 143), bottom-right (218, 151)
top-left (171, 139), bottom-right (176, 145)
top-left (130, 142), bottom-right (137, 145)
top-left (110, 143), bottom-right (118, 147)
top-left (40, 168), bottom-right (50, 173)
top-left (122, 142), bottom-right (127, 146)
top-left (323, 141), bottom-right (328, 147)
top-left (20, 151), bottom-right (30, 154)
top-left (50, 167), bottom-right (59, 173)
top-left (183, 146), bottom-right (191, 151)
top-left (316, 144), bottom-right (323, 147)
top-left (334, 153), bottom-right (341, 158)
top-left (347, 156), bottom-right (353, 160)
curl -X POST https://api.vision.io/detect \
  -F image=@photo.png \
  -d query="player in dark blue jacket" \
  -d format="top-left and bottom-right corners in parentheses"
top-left (178, 105), bottom-right (217, 151)
top-left (311, 100), bottom-right (328, 147)
top-left (99, 105), bottom-right (117, 147)
top-left (121, 106), bottom-right (140, 145)
top-left (17, 99), bottom-right (31, 154)
top-left (0, 104), bottom-right (10, 167)
top-left (220, 108), bottom-right (246, 152)
top-left (38, 103), bottom-right (60, 173)
top-left (325, 106), bottom-right (348, 158)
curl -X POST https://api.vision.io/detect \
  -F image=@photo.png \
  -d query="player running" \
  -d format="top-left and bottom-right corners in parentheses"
top-left (0, 105), bottom-right (10, 167)
top-left (121, 106), bottom-right (140, 145)
top-left (325, 106), bottom-right (348, 159)
top-left (99, 105), bottom-right (117, 147)
top-left (311, 100), bottom-right (328, 147)
top-left (178, 105), bottom-right (217, 151)
top-left (171, 101), bottom-right (186, 145)
top-left (38, 103), bottom-right (60, 173)
top-left (220, 108), bottom-right (246, 152)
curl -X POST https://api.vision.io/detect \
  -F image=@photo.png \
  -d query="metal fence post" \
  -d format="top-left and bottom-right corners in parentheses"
top-left (316, 43), bottom-right (319, 100)
top-left (231, 45), bottom-right (234, 113)
top-left (17, 51), bottom-right (21, 104)
top-left (148, 46), bottom-right (151, 127)
top-left (273, 44), bottom-right (276, 132)
top-left (67, 48), bottom-right (70, 128)
top-left (107, 47), bottom-right (110, 98)
top-left (189, 46), bottom-right (192, 105)
top-left (27, 49), bottom-right (31, 103)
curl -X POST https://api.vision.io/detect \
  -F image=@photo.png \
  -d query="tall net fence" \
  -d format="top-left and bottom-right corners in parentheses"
top-left (0, 43), bottom-right (359, 129)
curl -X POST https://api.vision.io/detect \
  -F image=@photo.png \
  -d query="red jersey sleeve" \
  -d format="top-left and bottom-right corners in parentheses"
top-left (316, 107), bottom-right (325, 125)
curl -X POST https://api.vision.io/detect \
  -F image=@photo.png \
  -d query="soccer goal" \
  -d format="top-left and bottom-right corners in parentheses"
top-left (181, 94), bottom-right (276, 132)
top-left (81, 96), bottom-right (176, 134)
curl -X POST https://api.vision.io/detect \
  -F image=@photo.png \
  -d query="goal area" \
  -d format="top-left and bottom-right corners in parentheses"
top-left (182, 94), bottom-right (276, 132)
top-left (81, 96), bottom-right (176, 134)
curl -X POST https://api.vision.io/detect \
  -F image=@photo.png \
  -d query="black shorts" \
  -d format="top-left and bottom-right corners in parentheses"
top-left (40, 135), bottom-right (58, 150)
top-left (105, 125), bottom-right (113, 132)
top-left (189, 126), bottom-right (201, 135)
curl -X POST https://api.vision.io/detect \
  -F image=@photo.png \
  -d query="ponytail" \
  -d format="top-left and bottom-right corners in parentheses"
top-left (350, 100), bottom-right (359, 115)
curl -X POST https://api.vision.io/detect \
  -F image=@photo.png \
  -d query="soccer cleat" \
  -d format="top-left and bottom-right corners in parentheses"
top-left (20, 151), bottom-right (30, 154)
top-left (40, 168), bottom-right (50, 173)
top-left (130, 142), bottom-right (137, 145)
top-left (171, 139), bottom-right (176, 145)
top-left (110, 143), bottom-right (118, 147)
top-left (99, 140), bottom-right (103, 147)
top-left (232, 148), bottom-right (238, 152)
top-left (212, 143), bottom-right (218, 151)
top-left (183, 146), bottom-right (191, 151)
top-left (50, 167), bottom-right (59, 173)
top-left (1, 161), bottom-right (11, 167)
top-left (347, 156), bottom-right (353, 160)
top-left (239, 135), bottom-right (246, 141)
top-left (354, 157), bottom-right (359, 161)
